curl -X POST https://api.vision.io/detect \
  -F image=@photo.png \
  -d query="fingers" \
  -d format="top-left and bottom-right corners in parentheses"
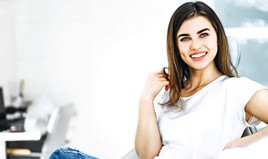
top-left (150, 72), bottom-right (168, 83)
top-left (156, 67), bottom-right (169, 81)
top-left (165, 85), bottom-right (170, 91)
top-left (150, 69), bottom-right (170, 90)
top-left (148, 67), bottom-right (169, 84)
top-left (142, 69), bottom-right (170, 99)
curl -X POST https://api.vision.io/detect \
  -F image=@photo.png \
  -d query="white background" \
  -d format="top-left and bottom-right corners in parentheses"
top-left (0, 0), bottom-right (178, 158)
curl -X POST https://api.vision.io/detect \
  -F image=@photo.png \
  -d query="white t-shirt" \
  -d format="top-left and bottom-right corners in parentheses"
top-left (154, 75), bottom-right (266, 159)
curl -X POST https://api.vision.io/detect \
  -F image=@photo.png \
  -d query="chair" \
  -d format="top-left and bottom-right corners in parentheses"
top-left (7, 104), bottom-right (76, 159)
top-left (227, 36), bottom-right (241, 69)
top-left (120, 36), bottom-right (249, 159)
top-left (41, 104), bottom-right (76, 159)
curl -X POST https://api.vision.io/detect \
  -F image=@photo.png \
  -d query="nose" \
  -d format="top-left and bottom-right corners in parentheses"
top-left (190, 38), bottom-right (201, 51)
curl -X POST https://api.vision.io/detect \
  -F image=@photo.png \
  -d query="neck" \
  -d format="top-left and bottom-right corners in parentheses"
top-left (185, 65), bottom-right (222, 89)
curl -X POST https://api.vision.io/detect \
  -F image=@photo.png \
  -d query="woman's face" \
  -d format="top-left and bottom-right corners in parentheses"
top-left (176, 16), bottom-right (218, 71)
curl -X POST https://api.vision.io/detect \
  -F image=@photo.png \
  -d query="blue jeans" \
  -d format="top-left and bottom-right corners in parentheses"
top-left (49, 147), bottom-right (99, 159)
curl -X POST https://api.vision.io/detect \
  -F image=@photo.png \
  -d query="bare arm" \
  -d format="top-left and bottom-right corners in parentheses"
top-left (224, 89), bottom-right (268, 149)
top-left (135, 71), bottom-right (169, 159)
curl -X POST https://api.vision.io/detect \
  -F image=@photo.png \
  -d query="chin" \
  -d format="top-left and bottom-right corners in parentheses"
top-left (190, 60), bottom-right (215, 70)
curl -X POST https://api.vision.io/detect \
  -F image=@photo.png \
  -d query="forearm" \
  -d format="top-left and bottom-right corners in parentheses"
top-left (135, 97), bottom-right (162, 159)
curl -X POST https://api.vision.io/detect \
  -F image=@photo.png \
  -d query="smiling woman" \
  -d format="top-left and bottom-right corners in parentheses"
top-left (135, 1), bottom-right (268, 159)
top-left (47, 1), bottom-right (268, 159)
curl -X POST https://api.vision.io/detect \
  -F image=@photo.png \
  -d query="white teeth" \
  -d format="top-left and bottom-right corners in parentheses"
top-left (191, 52), bottom-right (206, 58)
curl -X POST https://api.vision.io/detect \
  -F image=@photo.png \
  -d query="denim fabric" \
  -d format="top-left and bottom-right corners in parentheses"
top-left (49, 147), bottom-right (99, 159)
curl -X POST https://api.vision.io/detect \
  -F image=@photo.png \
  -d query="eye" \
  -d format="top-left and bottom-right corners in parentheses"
top-left (200, 33), bottom-right (209, 38)
top-left (180, 37), bottom-right (190, 42)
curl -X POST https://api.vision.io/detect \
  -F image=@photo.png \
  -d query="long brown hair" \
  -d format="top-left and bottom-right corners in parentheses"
top-left (164, 1), bottom-right (238, 108)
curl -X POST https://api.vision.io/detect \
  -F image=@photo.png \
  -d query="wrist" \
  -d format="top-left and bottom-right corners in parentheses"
top-left (140, 94), bottom-right (155, 103)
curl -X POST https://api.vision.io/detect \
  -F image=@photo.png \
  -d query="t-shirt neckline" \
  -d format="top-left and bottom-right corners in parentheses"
top-left (181, 75), bottom-right (227, 100)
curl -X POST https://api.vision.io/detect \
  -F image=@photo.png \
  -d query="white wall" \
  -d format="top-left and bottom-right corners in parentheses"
top-left (0, 1), bottom-right (17, 104)
top-left (11, 0), bottom-right (178, 158)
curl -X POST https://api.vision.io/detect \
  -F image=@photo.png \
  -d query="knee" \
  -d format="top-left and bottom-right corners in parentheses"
top-left (49, 147), bottom-right (99, 159)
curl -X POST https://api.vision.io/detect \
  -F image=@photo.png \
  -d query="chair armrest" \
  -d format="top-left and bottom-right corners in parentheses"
top-left (241, 126), bottom-right (257, 137)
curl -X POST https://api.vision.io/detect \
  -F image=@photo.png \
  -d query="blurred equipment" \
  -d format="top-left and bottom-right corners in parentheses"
top-left (10, 79), bottom-right (32, 109)
top-left (7, 104), bottom-right (76, 159)
top-left (0, 87), bottom-right (11, 131)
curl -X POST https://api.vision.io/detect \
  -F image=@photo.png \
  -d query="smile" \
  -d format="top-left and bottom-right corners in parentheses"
top-left (190, 52), bottom-right (207, 61)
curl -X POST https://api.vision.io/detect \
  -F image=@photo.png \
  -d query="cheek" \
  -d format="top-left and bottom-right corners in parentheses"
top-left (178, 47), bottom-right (186, 60)
top-left (178, 43), bottom-right (190, 59)
top-left (178, 43), bottom-right (188, 55)
top-left (211, 42), bottom-right (218, 55)
top-left (206, 38), bottom-right (218, 56)
top-left (210, 36), bottom-right (218, 53)
top-left (178, 51), bottom-right (188, 64)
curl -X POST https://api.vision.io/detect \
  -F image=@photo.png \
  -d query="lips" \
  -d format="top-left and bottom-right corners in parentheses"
top-left (190, 52), bottom-right (207, 61)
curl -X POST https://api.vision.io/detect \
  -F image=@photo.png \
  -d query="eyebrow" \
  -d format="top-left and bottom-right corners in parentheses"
top-left (197, 28), bottom-right (210, 34)
top-left (177, 28), bottom-right (211, 38)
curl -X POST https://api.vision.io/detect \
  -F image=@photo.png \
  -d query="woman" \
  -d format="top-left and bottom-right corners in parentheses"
top-left (48, 1), bottom-right (268, 159)
top-left (135, 1), bottom-right (268, 159)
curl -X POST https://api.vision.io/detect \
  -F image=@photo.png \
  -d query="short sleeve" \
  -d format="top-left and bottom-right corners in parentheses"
top-left (153, 88), bottom-right (169, 120)
top-left (247, 116), bottom-right (261, 127)
top-left (228, 77), bottom-right (266, 127)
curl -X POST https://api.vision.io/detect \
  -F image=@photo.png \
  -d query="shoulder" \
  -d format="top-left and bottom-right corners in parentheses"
top-left (224, 76), bottom-right (265, 90)
top-left (222, 76), bottom-right (266, 106)
top-left (225, 76), bottom-right (253, 84)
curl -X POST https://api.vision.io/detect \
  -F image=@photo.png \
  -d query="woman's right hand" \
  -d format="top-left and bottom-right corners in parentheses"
top-left (141, 71), bottom-right (170, 101)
